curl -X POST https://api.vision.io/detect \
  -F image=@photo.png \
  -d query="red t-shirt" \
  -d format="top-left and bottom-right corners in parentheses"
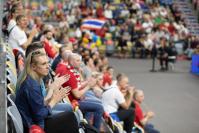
top-left (167, 24), bottom-right (176, 35)
top-left (55, 63), bottom-right (80, 102)
top-left (96, 7), bottom-right (104, 18)
top-left (95, 28), bottom-right (107, 38)
top-left (134, 101), bottom-right (144, 127)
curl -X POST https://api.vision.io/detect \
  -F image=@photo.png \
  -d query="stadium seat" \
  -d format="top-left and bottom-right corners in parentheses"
top-left (7, 68), bottom-right (17, 86)
top-left (6, 52), bottom-right (16, 67)
top-left (7, 105), bottom-right (24, 133)
top-left (7, 94), bottom-right (16, 106)
top-left (7, 83), bottom-right (16, 95)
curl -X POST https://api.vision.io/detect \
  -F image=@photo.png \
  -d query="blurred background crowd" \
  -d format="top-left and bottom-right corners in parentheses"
top-left (2, 0), bottom-right (199, 133)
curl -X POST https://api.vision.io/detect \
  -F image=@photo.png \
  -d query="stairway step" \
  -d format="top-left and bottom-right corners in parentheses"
top-left (184, 16), bottom-right (197, 19)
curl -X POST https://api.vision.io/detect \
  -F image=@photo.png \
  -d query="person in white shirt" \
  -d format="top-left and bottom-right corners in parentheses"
top-left (104, 6), bottom-right (113, 19)
top-left (142, 20), bottom-right (153, 34)
top-left (8, 14), bottom-right (37, 55)
top-left (7, 5), bottom-right (18, 33)
top-left (102, 73), bottom-right (135, 133)
top-left (7, 1), bottom-right (23, 32)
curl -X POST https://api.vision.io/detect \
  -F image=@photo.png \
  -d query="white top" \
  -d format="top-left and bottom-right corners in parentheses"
top-left (104, 10), bottom-right (113, 19)
top-left (102, 85), bottom-right (125, 113)
top-left (142, 21), bottom-right (153, 34)
top-left (7, 19), bottom-right (16, 32)
top-left (8, 26), bottom-right (27, 55)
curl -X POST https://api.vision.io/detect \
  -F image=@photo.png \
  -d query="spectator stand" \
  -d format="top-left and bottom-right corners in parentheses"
top-left (174, 0), bottom-right (199, 37)
top-left (3, 0), bottom-right (199, 132)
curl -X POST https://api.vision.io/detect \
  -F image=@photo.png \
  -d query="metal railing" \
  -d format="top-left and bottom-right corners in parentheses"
top-left (0, 0), bottom-right (7, 132)
top-left (0, 41), bottom-right (7, 133)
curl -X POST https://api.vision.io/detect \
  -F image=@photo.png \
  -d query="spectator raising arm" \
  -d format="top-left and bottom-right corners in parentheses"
top-left (120, 88), bottom-right (134, 109)
top-left (21, 28), bottom-right (38, 50)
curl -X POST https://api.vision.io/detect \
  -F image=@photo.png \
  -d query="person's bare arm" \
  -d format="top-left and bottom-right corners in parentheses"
top-left (120, 96), bottom-right (132, 109)
top-left (140, 111), bottom-right (154, 126)
top-left (45, 74), bottom-right (70, 104)
top-left (71, 77), bottom-right (96, 99)
top-left (120, 87), bottom-right (134, 109)
top-left (21, 29), bottom-right (37, 49)
top-left (48, 86), bottom-right (71, 108)
top-left (71, 86), bottom-right (90, 99)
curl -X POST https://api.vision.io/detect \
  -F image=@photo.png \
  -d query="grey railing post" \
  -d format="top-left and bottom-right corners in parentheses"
top-left (0, 42), bottom-right (7, 133)
top-left (0, 0), bottom-right (7, 132)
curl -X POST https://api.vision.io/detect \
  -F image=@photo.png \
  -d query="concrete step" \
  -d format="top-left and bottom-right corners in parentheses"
top-left (174, 0), bottom-right (199, 35)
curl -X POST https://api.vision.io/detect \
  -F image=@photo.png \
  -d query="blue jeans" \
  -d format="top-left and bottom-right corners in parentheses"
top-left (52, 102), bottom-right (73, 115)
top-left (85, 91), bottom-right (102, 103)
top-left (144, 123), bottom-right (160, 133)
top-left (78, 97), bottom-right (104, 130)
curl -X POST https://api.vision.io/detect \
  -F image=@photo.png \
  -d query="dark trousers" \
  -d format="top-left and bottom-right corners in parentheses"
top-left (45, 111), bottom-right (79, 133)
top-left (145, 123), bottom-right (160, 133)
top-left (24, 111), bottom-right (79, 133)
top-left (132, 47), bottom-right (146, 58)
top-left (116, 107), bottom-right (135, 133)
top-left (159, 57), bottom-right (168, 69)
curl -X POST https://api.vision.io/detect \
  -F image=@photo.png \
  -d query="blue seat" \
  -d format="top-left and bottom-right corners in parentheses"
top-left (191, 54), bottom-right (199, 74)
top-left (110, 113), bottom-right (120, 122)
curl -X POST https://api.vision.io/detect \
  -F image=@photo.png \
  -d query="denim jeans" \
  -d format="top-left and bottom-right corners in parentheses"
top-left (78, 96), bottom-right (104, 130)
top-left (144, 123), bottom-right (160, 133)
top-left (85, 90), bottom-right (102, 103)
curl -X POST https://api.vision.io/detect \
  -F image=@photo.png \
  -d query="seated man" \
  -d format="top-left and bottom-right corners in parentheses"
top-left (56, 53), bottom-right (104, 131)
top-left (102, 73), bottom-right (135, 133)
top-left (133, 89), bottom-right (160, 133)
top-left (51, 43), bottom-right (73, 71)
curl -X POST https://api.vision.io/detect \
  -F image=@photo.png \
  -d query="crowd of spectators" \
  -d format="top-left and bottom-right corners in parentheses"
top-left (3, 0), bottom-right (199, 133)
top-left (3, 0), bottom-right (198, 60)
top-left (190, 0), bottom-right (199, 21)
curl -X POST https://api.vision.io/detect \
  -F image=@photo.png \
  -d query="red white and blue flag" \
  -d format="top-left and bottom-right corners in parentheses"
top-left (81, 18), bottom-right (106, 30)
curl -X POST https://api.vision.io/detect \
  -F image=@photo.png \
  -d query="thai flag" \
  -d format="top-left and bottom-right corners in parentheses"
top-left (81, 18), bottom-right (106, 30)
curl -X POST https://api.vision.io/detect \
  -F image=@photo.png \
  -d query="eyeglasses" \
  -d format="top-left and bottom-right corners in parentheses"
top-left (31, 41), bottom-right (43, 47)
top-left (30, 51), bottom-right (44, 64)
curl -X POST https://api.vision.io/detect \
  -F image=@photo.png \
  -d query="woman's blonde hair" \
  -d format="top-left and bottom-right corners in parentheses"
top-left (16, 51), bottom-right (46, 91)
